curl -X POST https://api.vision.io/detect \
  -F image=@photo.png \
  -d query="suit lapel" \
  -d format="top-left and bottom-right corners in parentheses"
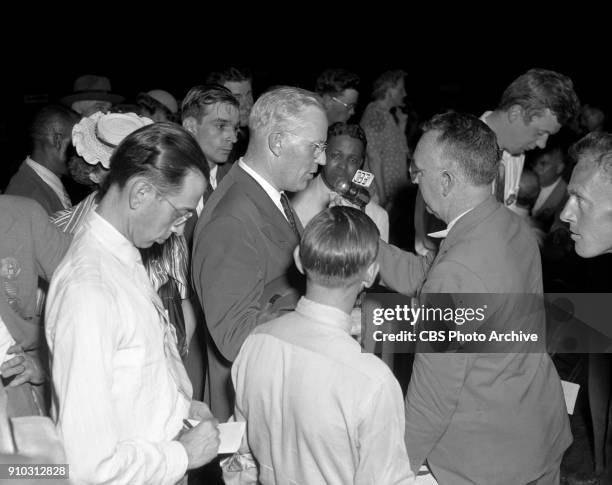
top-left (232, 165), bottom-right (300, 245)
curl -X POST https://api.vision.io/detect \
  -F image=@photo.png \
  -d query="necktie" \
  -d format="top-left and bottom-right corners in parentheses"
top-left (280, 192), bottom-right (300, 239)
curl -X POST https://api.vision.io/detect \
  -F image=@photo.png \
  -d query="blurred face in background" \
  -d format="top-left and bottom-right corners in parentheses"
top-left (223, 80), bottom-right (254, 128)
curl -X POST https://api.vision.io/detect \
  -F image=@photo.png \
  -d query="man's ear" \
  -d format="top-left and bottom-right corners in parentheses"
top-left (128, 178), bottom-right (153, 210)
top-left (441, 170), bottom-right (454, 197)
top-left (363, 261), bottom-right (379, 289)
top-left (182, 117), bottom-right (198, 135)
top-left (293, 245), bottom-right (304, 274)
top-left (269, 132), bottom-right (283, 157)
top-left (507, 104), bottom-right (525, 124)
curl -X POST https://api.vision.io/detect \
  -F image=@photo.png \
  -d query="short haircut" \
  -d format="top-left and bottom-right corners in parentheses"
top-left (181, 84), bottom-right (239, 123)
top-left (99, 122), bottom-right (209, 197)
top-left (205, 67), bottom-right (252, 86)
top-left (328, 122), bottom-right (367, 150)
top-left (300, 206), bottom-right (379, 288)
top-left (248, 86), bottom-right (324, 135)
top-left (29, 104), bottom-right (78, 142)
top-left (315, 69), bottom-right (360, 96)
top-left (423, 111), bottom-right (501, 186)
top-left (371, 70), bottom-right (407, 101)
top-left (569, 131), bottom-right (612, 183)
top-left (497, 68), bottom-right (580, 125)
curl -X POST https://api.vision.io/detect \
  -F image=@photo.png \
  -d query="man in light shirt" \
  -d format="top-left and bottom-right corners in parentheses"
top-left (5, 105), bottom-right (79, 214)
top-left (192, 86), bottom-right (327, 421)
top-left (45, 123), bottom-right (219, 484)
top-left (232, 206), bottom-right (414, 484)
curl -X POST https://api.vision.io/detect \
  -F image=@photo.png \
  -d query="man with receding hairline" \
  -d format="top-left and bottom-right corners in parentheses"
top-left (192, 86), bottom-right (327, 421)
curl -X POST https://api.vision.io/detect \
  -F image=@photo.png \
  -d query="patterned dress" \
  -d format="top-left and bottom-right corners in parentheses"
top-left (361, 101), bottom-right (411, 206)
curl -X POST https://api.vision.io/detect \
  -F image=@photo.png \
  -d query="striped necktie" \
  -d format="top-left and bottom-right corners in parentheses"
top-left (280, 192), bottom-right (300, 238)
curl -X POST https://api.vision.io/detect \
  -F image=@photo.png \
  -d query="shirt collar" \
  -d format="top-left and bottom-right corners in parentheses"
top-left (238, 158), bottom-right (286, 216)
top-left (295, 297), bottom-right (352, 333)
top-left (86, 210), bottom-right (143, 270)
top-left (427, 207), bottom-right (474, 239)
top-left (26, 156), bottom-right (71, 208)
top-left (209, 164), bottom-right (219, 190)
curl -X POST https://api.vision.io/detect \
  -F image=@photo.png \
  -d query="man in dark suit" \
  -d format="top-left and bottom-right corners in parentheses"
top-left (192, 86), bottom-right (327, 421)
top-left (560, 131), bottom-right (612, 483)
top-left (378, 112), bottom-right (571, 485)
top-left (5, 105), bottom-right (79, 215)
top-left (532, 144), bottom-right (568, 232)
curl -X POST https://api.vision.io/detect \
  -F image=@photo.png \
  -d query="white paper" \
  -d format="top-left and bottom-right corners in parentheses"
top-left (187, 419), bottom-right (246, 454)
top-left (561, 380), bottom-right (580, 415)
top-left (0, 316), bottom-right (16, 366)
top-left (415, 465), bottom-right (439, 484)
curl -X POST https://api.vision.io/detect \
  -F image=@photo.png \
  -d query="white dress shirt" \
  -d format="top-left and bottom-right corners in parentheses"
top-left (232, 297), bottom-right (415, 484)
top-left (45, 210), bottom-right (191, 485)
top-left (238, 159), bottom-right (289, 221)
top-left (25, 157), bottom-right (71, 209)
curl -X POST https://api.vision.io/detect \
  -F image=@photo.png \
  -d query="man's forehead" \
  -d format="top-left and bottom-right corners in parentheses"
top-left (224, 80), bottom-right (252, 94)
top-left (531, 109), bottom-right (561, 134)
top-left (202, 102), bottom-right (239, 120)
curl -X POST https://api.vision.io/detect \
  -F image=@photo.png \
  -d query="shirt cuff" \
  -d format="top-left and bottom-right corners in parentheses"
top-left (160, 440), bottom-right (189, 483)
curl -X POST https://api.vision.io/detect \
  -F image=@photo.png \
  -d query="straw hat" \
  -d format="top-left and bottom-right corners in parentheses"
top-left (72, 112), bottom-right (153, 169)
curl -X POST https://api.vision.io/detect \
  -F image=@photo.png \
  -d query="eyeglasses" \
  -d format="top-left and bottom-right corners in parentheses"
top-left (283, 132), bottom-right (328, 158)
top-left (152, 187), bottom-right (195, 226)
top-left (332, 97), bottom-right (357, 112)
top-left (409, 158), bottom-right (424, 183)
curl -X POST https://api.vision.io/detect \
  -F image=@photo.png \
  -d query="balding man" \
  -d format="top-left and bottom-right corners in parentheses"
top-left (6, 105), bottom-right (79, 214)
top-left (378, 112), bottom-right (570, 485)
top-left (192, 86), bottom-right (327, 420)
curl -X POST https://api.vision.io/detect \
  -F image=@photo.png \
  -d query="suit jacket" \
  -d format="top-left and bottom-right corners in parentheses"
top-left (533, 178), bottom-right (568, 232)
top-left (5, 163), bottom-right (65, 215)
top-left (378, 196), bottom-right (571, 485)
top-left (183, 160), bottom-right (234, 247)
top-left (191, 163), bottom-right (303, 420)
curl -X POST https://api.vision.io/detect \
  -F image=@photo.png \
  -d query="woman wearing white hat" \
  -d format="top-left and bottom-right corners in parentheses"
top-left (51, 112), bottom-right (195, 360)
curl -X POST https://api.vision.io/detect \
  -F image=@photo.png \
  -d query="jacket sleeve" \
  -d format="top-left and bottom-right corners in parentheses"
top-left (192, 215), bottom-right (269, 362)
top-left (377, 241), bottom-right (434, 296)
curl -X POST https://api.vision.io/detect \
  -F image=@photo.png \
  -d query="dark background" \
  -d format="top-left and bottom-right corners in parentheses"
top-left (1, 21), bottom-right (609, 189)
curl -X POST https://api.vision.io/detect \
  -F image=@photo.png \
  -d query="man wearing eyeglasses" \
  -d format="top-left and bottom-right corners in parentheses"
top-left (192, 86), bottom-right (328, 421)
top-left (378, 112), bottom-right (570, 485)
top-left (315, 68), bottom-right (360, 124)
top-left (45, 123), bottom-right (220, 485)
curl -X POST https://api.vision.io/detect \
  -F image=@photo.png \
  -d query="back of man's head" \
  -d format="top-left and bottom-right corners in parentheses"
top-left (29, 104), bottom-right (78, 147)
top-left (248, 86), bottom-right (324, 137)
top-left (423, 111), bottom-right (501, 187)
top-left (181, 84), bottom-right (239, 123)
top-left (300, 206), bottom-right (379, 288)
top-left (100, 122), bottom-right (209, 197)
top-left (497, 68), bottom-right (580, 125)
top-left (315, 69), bottom-right (360, 97)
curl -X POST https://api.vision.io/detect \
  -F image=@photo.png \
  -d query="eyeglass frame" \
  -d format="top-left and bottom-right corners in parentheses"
top-left (151, 185), bottom-right (196, 226)
top-left (408, 158), bottom-right (425, 183)
top-left (280, 131), bottom-right (328, 158)
top-left (331, 96), bottom-right (357, 112)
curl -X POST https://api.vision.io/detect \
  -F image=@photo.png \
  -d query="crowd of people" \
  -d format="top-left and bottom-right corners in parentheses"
top-left (0, 65), bottom-right (611, 485)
